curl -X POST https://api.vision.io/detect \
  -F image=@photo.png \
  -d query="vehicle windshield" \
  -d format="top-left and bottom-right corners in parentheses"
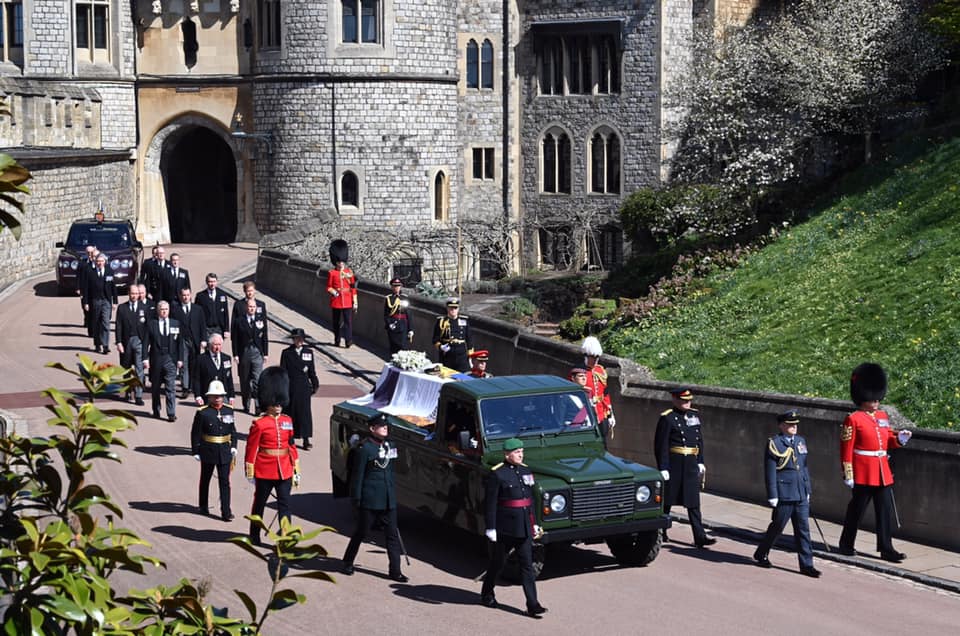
top-left (479, 391), bottom-right (597, 439)
top-left (66, 224), bottom-right (133, 251)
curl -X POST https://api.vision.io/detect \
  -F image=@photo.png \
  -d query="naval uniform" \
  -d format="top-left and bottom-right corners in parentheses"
top-left (384, 292), bottom-right (411, 355)
top-left (432, 314), bottom-right (471, 372)
top-left (654, 406), bottom-right (709, 545)
top-left (755, 433), bottom-right (814, 568)
top-left (342, 437), bottom-right (404, 577)
top-left (481, 461), bottom-right (540, 611)
top-left (191, 404), bottom-right (238, 519)
top-left (245, 412), bottom-right (299, 545)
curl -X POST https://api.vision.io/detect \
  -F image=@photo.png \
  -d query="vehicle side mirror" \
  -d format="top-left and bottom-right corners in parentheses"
top-left (458, 430), bottom-right (472, 450)
top-left (55, 241), bottom-right (64, 248)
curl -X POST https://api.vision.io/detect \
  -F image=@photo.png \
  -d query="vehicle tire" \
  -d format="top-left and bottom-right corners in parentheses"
top-left (606, 529), bottom-right (662, 566)
top-left (503, 541), bottom-right (546, 581)
top-left (331, 471), bottom-right (349, 498)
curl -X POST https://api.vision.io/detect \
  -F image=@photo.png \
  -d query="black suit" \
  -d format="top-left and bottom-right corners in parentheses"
top-left (82, 267), bottom-right (117, 350)
top-left (115, 300), bottom-right (149, 400)
top-left (231, 297), bottom-right (267, 326)
top-left (140, 258), bottom-right (169, 301)
top-left (196, 288), bottom-right (230, 338)
top-left (162, 266), bottom-right (191, 304)
top-left (190, 405), bottom-right (238, 518)
top-left (280, 345), bottom-right (319, 440)
top-left (231, 313), bottom-right (269, 412)
top-left (76, 257), bottom-right (96, 336)
top-left (142, 317), bottom-right (186, 418)
top-left (171, 301), bottom-right (206, 398)
top-left (193, 350), bottom-right (236, 401)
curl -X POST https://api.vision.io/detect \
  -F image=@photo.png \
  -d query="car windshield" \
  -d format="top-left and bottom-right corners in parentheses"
top-left (479, 391), bottom-right (597, 439)
top-left (66, 224), bottom-right (133, 251)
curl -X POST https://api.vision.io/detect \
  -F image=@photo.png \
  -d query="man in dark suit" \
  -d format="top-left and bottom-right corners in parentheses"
top-left (82, 253), bottom-right (118, 354)
top-left (231, 298), bottom-right (269, 413)
top-left (191, 380), bottom-right (238, 522)
top-left (196, 272), bottom-right (230, 341)
top-left (171, 287), bottom-right (206, 399)
top-left (139, 245), bottom-right (169, 302)
top-left (279, 327), bottom-right (319, 448)
top-left (231, 280), bottom-right (268, 327)
top-left (115, 285), bottom-right (148, 405)
top-left (76, 245), bottom-right (98, 338)
top-left (136, 284), bottom-right (156, 320)
top-left (480, 438), bottom-right (546, 617)
top-left (193, 333), bottom-right (236, 407)
top-left (142, 301), bottom-right (185, 421)
top-left (162, 252), bottom-right (191, 304)
top-left (753, 409), bottom-right (820, 578)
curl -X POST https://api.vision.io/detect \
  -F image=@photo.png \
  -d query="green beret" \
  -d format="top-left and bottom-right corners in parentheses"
top-left (503, 437), bottom-right (524, 451)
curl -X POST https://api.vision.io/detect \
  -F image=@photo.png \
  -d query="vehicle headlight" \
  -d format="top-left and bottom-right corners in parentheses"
top-left (123, 259), bottom-right (133, 267)
top-left (636, 485), bottom-right (651, 503)
top-left (549, 493), bottom-right (567, 513)
top-left (70, 261), bottom-right (79, 270)
top-left (110, 259), bottom-right (121, 270)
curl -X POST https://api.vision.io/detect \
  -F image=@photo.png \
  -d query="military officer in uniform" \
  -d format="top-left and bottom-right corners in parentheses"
top-left (839, 363), bottom-right (912, 562)
top-left (327, 240), bottom-right (358, 348)
top-left (433, 297), bottom-right (471, 372)
top-left (468, 350), bottom-right (492, 378)
top-left (191, 380), bottom-right (239, 522)
top-left (653, 387), bottom-right (716, 547)
top-left (753, 409), bottom-right (821, 577)
top-left (193, 334), bottom-right (236, 406)
top-left (341, 414), bottom-right (408, 582)
top-left (384, 277), bottom-right (413, 355)
top-left (279, 328), bottom-right (320, 449)
top-left (481, 437), bottom-right (547, 618)
top-left (245, 367), bottom-right (300, 546)
top-left (581, 337), bottom-right (616, 447)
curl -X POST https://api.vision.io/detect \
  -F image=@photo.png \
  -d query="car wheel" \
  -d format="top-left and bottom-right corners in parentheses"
top-left (606, 529), bottom-right (662, 566)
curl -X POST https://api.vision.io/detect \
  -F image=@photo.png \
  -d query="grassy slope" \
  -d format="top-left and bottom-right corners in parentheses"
top-left (607, 136), bottom-right (960, 430)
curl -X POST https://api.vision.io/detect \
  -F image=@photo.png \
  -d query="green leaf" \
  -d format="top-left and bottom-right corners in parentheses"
top-left (266, 588), bottom-right (304, 611)
top-left (43, 594), bottom-right (87, 622)
top-left (227, 536), bottom-right (269, 561)
top-left (0, 209), bottom-right (21, 239)
top-left (233, 589), bottom-right (258, 622)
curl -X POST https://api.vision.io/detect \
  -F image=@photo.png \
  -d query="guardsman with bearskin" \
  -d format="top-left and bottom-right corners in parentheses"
top-left (581, 337), bottom-right (616, 446)
top-left (480, 437), bottom-right (547, 618)
top-left (245, 367), bottom-right (300, 546)
top-left (327, 239), bottom-right (358, 348)
top-left (653, 387), bottom-right (716, 547)
top-left (384, 277), bottom-right (413, 355)
top-left (838, 363), bottom-right (912, 562)
top-left (753, 409), bottom-right (820, 577)
top-left (468, 350), bottom-right (492, 378)
top-left (191, 380), bottom-right (238, 522)
top-left (433, 297), bottom-right (472, 372)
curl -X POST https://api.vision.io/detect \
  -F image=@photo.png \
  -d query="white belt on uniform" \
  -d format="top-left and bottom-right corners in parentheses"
top-left (853, 449), bottom-right (887, 457)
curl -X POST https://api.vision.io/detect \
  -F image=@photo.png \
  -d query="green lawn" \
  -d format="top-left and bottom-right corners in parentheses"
top-left (608, 136), bottom-right (960, 430)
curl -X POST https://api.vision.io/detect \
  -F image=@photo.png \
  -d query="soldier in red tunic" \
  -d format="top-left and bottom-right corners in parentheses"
top-left (581, 337), bottom-right (616, 447)
top-left (327, 239), bottom-right (358, 348)
top-left (838, 363), bottom-right (913, 562)
top-left (468, 350), bottom-right (492, 378)
top-left (244, 366), bottom-right (301, 546)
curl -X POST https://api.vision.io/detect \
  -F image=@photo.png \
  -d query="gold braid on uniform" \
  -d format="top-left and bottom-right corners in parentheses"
top-left (438, 317), bottom-right (451, 340)
top-left (767, 438), bottom-right (796, 470)
top-left (386, 295), bottom-right (402, 316)
top-left (840, 424), bottom-right (853, 442)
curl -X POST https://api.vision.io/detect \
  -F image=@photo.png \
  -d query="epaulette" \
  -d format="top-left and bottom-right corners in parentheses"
top-left (661, 408), bottom-right (672, 416)
top-left (688, 407), bottom-right (699, 412)
top-left (490, 462), bottom-right (504, 470)
top-left (198, 405), bottom-right (208, 411)
top-left (520, 462), bottom-right (528, 467)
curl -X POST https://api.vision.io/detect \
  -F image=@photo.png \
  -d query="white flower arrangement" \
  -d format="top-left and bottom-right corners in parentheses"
top-left (390, 350), bottom-right (432, 372)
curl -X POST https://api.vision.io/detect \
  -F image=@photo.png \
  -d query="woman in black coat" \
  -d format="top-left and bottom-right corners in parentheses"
top-left (279, 328), bottom-right (319, 449)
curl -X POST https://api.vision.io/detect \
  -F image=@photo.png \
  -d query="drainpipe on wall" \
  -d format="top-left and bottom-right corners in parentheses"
top-left (331, 82), bottom-right (338, 213)
top-left (501, 0), bottom-right (513, 274)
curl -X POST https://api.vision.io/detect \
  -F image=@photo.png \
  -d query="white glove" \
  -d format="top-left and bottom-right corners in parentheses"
top-left (485, 529), bottom-right (497, 542)
top-left (660, 470), bottom-right (670, 481)
top-left (195, 397), bottom-right (204, 406)
top-left (193, 454), bottom-right (201, 462)
top-left (533, 525), bottom-right (543, 538)
top-left (698, 463), bottom-right (706, 475)
top-left (897, 429), bottom-right (912, 445)
top-left (247, 477), bottom-right (255, 485)
top-left (230, 448), bottom-right (237, 457)
top-left (807, 493), bottom-right (811, 502)
top-left (407, 330), bottom-right (414, 341)
top-left (331, 290), bottom-right (340, 297)
top-left (293, 473), bottom-right (301, 488)
top-left (608, 415), bottom-right (616, 428)
top-left (389, 323), bottom-right (397, 331)
top-left (768, 498), bottom-right (778, 507)
top-left (440, 344), bottom-right (451, 353)
top-left (470, 437), bottom-right (478, 449)
top-left (844, 479), bottom-right (854, 488)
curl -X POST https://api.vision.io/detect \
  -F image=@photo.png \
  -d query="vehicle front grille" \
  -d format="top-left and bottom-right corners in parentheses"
top-left (571, 482), bottom-right (634, 521)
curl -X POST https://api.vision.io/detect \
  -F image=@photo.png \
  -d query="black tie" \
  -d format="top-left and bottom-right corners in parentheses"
top-left (185, 304), bottom-right (190, 316)
top-left (215, 355), bottom-right (220, 369)
top-left (161, 320), bottom-right (167, 337)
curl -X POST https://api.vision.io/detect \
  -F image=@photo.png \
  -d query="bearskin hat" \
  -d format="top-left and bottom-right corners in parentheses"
top-left (850, 363), bottom-right (887, 405)
top-left (258, 366), bottom-right (290, 409)
top-left (329, 239), bottom-right (349, 266)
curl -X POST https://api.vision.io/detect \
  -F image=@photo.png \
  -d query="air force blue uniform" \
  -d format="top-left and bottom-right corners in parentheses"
top-left (755, 433), bottom-right (814, 568)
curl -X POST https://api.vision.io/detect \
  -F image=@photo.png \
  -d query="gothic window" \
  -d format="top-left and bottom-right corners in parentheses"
top-left (541, 128), bottom-right (571, 194)
top-left (433, 170), bottom-right (449, 221)
top-left (536, 32), bottom-right (621, 96)
top-left (342, 0), bottom-right (379, 44)
top-left (466, 39), bottom-right (478, 89)
top-left (0, 0), bottom-right (23, 65)
top-left (471, 147), bottom-right (494, 181)
top-left (75, 0), bottom-right (110, 64)
top-left (341, 171), bottom-right (359, 207)
top-left (258, 0), bottom-right (281, 49)
top-left (539, 226), bottom-right (573, 270)
top-left (480, 39), bottom-right (494, 89)
top-left (588, 127), bottom-right (621, 194)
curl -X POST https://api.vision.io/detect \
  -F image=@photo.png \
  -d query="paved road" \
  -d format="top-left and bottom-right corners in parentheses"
top-left (2, 245), bottom-right (958, 635)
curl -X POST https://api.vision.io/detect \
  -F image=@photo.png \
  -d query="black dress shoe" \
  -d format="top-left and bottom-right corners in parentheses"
top-left (526, 605), bottom-right (548, 618)
top-left (838, 546), bottom-right (855, 556)
top-left (341, 562), bottom-right (354, 575)
top-left (152, 411), bottom-right (161, 419)
top-left (480, 595), bottom-right (498, 608)
top-left (303, 439), bottom-right (313, 450)
top-left (880, 550), bottom-right (906, 563)
top-left (753, 551), bottom-right (772, 568)
top-left (250, 536), bottom-right (262, 547)
top-left (222, 512), bottom-right (235, 522)
top-left (168, 415), bottom-right (177, 422)
top-left (135, 398), bottom-right (145, 406)
top-left (800, 565), bottom-right (822, 578)
top-left (389, 572), bottom-right (409, 583)
top-left (199, 507), bottom-right (210, 516)
top-left (696, 537), bottom-right (717, 548)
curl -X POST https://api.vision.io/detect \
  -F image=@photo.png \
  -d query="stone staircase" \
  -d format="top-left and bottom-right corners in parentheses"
top-left (533, 322), bottom-right (560, 337)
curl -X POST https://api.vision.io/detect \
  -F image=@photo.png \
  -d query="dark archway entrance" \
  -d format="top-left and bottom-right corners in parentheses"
top-left (161, 126), bottom-right (238, 243)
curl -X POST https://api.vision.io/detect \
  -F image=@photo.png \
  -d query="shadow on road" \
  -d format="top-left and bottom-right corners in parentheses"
top-left (41, 331), bottom-right (88, 338)
top-left (133, 444), bottom-right (191, 457)
top-left (391, 583), bottom-right (482, 606)
top-left (39, 345), bottom-right (95, 352)
top-left (153, 524), bottom-right (243, 543)
top-left (537, 543), bottom-right (621, 581)
top-left (34, 281), bottom-right (62, 297)
top-left (130, 500), bottom-right (205, 515)
top-left (663, 542), bottom-right (756, 566)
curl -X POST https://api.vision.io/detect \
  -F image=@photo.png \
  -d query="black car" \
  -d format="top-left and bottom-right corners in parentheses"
top-left (56, 218), bottom-right (143, 295)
